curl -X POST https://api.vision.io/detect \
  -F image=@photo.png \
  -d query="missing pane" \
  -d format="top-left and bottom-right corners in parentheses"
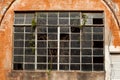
top-left (93, 41), bottom-right (103, 48)
top-left (93, 18), bottom-right (103, 24)
top-left (93, 57), bottom-right (104, 63)
top-left (60, 34), bottom-right (69, 40)
top-left (14, 63), bottom-right (23, 70)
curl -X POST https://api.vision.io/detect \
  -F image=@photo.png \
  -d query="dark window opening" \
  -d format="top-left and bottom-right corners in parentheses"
top-left (14, 63), bottom-right (23, 70)
top-left (93, 57), bottom-right (104, 63)
top-left (93, 41), bottom-right (103, 48)
top-left (93, 18), bottom-right (103, 24)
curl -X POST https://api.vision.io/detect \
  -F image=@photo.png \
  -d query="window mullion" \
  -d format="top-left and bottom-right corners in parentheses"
top-left (58, 27), bottom-right (60, 70)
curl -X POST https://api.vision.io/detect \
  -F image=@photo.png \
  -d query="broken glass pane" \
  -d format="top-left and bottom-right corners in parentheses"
top-left (93, 18), bottom-right (103, 24)
top-left (93, 41), bottom-right (103, 48)
top-left (14, 63), bottom-right (23, 70)
top-left (60, 57), bottom-right (69, 63)
top-left (37, 34), bottom-right (47, 40)
top-left (60, 34), bottom-right (69, 40)
top-left (71, 27), bottom-right (80, 33)
top-left (93, 57), bottom-right (104, 63)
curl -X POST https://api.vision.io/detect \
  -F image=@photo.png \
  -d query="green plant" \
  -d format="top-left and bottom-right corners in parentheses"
top-left (80, 13), bottom-right (88, 29)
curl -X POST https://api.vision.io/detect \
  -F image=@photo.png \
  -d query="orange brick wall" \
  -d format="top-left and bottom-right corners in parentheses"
top-left (0, 0), bottom-right (120, 79)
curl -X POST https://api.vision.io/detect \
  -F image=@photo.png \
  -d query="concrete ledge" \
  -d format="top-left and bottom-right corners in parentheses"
top-left (8, 71), bottom-right (105, 80)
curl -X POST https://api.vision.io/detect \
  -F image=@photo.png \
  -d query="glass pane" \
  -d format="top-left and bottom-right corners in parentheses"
top-left (70, 12), bottom-right (80, 18)
top-left (60, 49), bottom-right (69, 55)
top-left (48, 18), bottom-right (57, 25)
top-left (71, 41), bottom-right (80, 48)
top-left (48, 34), bottom-right (57, 40)
top-left (25, 56), bottom-right (35, 62)
top-left (71, 57), bottom-right (80, 63)
top-left (71, 49), bottom-right (80, 55)
top-left (14, 41), bottom-right (24, 47)
top-left (70, 19), bottom-right (80, 25)
top-left (82, 57), bottom-right (92, 63)
top-left (14, 48), bottom-right (23, 55)
top-left (48, 41), bottom-right (57, 48)
top-left (60, 64), bottom-right (69, 70)
top-left (48, 27), bottom-right (57, 33)
top-left (37, 49), bottom-right (46, 55)
top-left (93, 49), bottom-right (103, 55)
top-left (37, 41), bottom-right (46, 48)
top-left (48, 64), bottom-right (57, 70)
top-left (82, 49), bottom-right (92, 55)
top-left (60, 41), bottom-right (69, 48)
top-left (94, 64), bottom-right (104, 71)
top-left (48, 49), bottom-right (57, 55)
top-left (82, 41), bottom-right (92, 48)
top-left (71, 34), bottom-right (80, 40)
top-left (14, 56), bottom-right (23, 62)
top-left (60, 57), bottom-right (69, 63)
top-left (70, 64), bottom-right (80, 70)
top-left (93, 33), bottom-right (103, 40)
top-left (82, 33), bottom-right (92, 40)
top-left (37, 64), bottom-right (46, 70)
top-left (37, 27), bottom-right (47, 33)
top-left (60, 27), bottom-right (69, 33)
top-left (59, 19), bottom-right (69, 25)
top-left (93, 27), bottom-right (103, 32)
top-left (14, 33), bottom-right (24, 40)
top-left (25, 33), bottom-right (35, 40)
top-left (82, 64), bottom-right (92, 71)
top-left (37, 56), bottom-right (46, 62)
top-left (25, 27), bottom-right (33, 32)
top-left (37, 18), bottom-right (46, 25)
top-left (25, 48), bottom-right (35, 55)
top-left (14, 27), bottom-right (24, 32)
top-left (25, 64), bottom-right (35, 70)
top-left (48, 56), bottom-right (57, 63)
top-left (82, 27), bottom-right (92, 32)
top-left (25, 41), bottom-right (35, 47)
top-left (59, 12), bottom-right (69, 17)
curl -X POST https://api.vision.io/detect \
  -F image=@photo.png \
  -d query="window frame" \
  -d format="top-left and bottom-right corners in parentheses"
top-left (13, 11), bottom-right (105, 71)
